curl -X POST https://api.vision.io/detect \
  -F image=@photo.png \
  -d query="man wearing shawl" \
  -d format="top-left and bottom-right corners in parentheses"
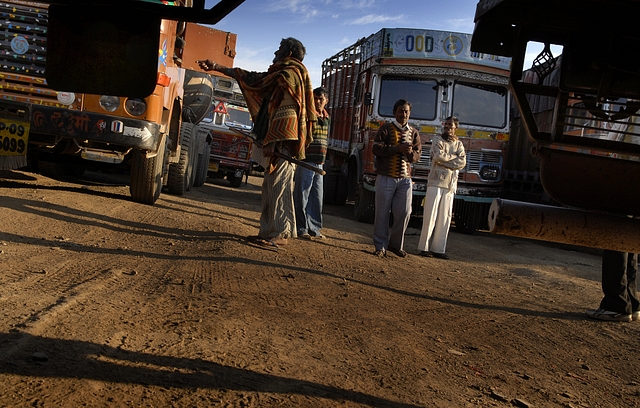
top-left (199, 38), bottom-right (316, 247)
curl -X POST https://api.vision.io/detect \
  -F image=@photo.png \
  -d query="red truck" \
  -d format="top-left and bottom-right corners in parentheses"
top-left (197, 75), bottom-right (254, 188)
top-left (322, 28), bottom-right (512, 233)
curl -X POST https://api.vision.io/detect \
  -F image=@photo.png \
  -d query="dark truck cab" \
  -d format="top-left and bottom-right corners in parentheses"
top-left (471, 0), bottom-right (640, 252)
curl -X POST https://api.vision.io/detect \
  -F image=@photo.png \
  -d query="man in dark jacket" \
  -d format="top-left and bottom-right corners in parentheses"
top-left (371, 99), bottom-right (421, 258)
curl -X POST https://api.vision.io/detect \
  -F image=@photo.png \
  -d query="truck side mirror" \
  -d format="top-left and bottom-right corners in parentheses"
top-left (364, 92), bottom-right (373, 106)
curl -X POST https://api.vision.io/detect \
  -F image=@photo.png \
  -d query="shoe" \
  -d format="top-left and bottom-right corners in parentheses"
top-left (633, 311), bottom-right (640, 321)
top-left (585, 308), bottom-right (632, 322)
top-left (374, 249), bottom-right (386, 258)
top-left (299, 233), bottom-right (313, 240)
top-left (388, 247), bottom-right (407, 258)
top-left (431, 252), bottom-right (449, 259)
top-left (312, 233), bottom-right (326, 240)
top-left (419, 251), bottom-right (433, 258)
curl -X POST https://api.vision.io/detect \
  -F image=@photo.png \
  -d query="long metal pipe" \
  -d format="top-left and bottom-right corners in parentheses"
top-left (488, 199), bottom-right (640, 253)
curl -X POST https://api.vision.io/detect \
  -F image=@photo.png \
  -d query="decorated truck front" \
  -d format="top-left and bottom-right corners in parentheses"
top-left (198, 75), bottom-right (253, 187)
top-left (0, 1), bottom-right (237, 204)
top-left (322, 28), bottom-right (511, 233)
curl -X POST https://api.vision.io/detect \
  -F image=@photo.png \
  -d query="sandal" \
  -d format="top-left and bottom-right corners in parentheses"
top-left (246, 236), bottom-right (279, 250)
top-left (270, 237), bottom-right (288, 246)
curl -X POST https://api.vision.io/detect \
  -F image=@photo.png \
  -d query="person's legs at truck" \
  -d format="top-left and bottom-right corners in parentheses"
top-left (586, 250), bottom-right (639, 321)
top-left (388, 177), bottom-right (412, 255)
top-left (259, 157), bottom-right (296, 244)
top-left (373, 175), bottom-right (396, 255)
top-left (417, 186), bottom-right (453, 257)
top-left (429, 189), bottom-right (454, 255)
top-left (294, 163), bottom-right (323, 238)
top-left (306, 164), bottom-right (324, 237)
top-left (294, 165), bottom-right (313, 238)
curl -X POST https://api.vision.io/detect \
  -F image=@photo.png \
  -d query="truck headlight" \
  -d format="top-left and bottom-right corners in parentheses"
top-left (480, 165), bottom-right (500, 181)
top-left (99, 96), bottom-right (120, 112)
top-left (125, 98), bottom-right (147, 116)
top-left (100, 95), bottom-right (120, 112)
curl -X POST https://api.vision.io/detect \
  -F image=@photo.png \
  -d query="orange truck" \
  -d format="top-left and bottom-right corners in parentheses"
top-left (322, 28), bottom-right (512, 233)
top-left (0, 0), bottom-right (237, 204)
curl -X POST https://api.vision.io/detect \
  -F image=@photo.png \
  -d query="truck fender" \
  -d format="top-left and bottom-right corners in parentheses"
top-left (347, 146), bottom-right (363, 181)
top-left (345, 148), bottom-right (363, 203)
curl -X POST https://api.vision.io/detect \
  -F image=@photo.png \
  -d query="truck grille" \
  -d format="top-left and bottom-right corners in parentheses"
top-left (414, 149), bottom-right (502, 179)
top-left (465, 150), bottom-right (502, 173)
top-left (0, 2), bottom-right (57, 105)
top-left (210, 134), bottom-right (250, 160)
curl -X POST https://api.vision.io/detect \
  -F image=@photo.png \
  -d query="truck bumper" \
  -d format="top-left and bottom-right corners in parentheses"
top-left (209, 157), bottom-right (250, 172)
top-left (30, 106), bottom-right (160, 151)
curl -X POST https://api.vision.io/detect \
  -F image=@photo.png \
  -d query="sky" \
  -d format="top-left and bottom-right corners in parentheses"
top-left (204, 0), bottom-right (558, 88)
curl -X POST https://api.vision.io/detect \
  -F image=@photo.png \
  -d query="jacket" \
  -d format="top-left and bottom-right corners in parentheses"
top-left (427, 135), bottom-right (466, 191)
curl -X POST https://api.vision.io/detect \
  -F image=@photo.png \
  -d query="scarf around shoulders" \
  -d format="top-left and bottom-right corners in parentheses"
top-left (232, 57), bottom-right (317, 160)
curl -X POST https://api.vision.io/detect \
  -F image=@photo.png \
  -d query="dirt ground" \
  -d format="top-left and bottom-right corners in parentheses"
top-left (0, 169), bottom-right (639, 408)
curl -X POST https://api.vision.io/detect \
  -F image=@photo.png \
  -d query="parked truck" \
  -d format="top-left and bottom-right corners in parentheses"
top-left (197, 75), bottom-right (254, 188)
top-left (471, 0), bottom-right (640, 252)
top-left (0, 1), bottom-right (237, 204)
top-left (321, 28), bottom-right (512, 233)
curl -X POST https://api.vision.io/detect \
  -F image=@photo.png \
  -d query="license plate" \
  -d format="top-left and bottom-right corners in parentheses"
top-left (0, 118), bottom-right (30, 156)
top-left (208, 162), bottom-right (219, 172)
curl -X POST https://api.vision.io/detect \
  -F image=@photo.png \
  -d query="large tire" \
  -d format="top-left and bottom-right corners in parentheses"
top-left (335, 173), bottom-right (349, 205)
top-left (227, 171), bottom-right (244, 188)
top-left (192, 141), bottom-right (210, 187)
top-left (183, 70), bottom-right (214, 124)
top-left (323, 173), bottom-right (338, 204)
top-left (454, 202), bottom-right (482, 235)
top-left (130, 136), bottom-right (166, 205)
top-left (354, 182), bottom-right (375, 224)
top-left (167, 122), bottom-right (196, 195)
top-left (38, 161), bottom-right (85, 178)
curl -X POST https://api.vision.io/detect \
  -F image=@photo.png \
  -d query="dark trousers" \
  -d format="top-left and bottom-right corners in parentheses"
top-left (600, 250), bottom-right (639, 314)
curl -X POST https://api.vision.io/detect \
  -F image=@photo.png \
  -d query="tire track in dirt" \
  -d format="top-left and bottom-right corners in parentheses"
top-left (0, 264), bottom-right (123, 359)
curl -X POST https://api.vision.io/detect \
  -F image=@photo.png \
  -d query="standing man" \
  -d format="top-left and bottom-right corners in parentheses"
top-left (198, 38), bottom-right (316, 248)
top-left (586, 251), bottom-right (639, 322)
top-left (372, 99), bottom-right (422, 258)
top-left (295, 87), bottom-right (330, 240)
top-left (417, 116), bottom-right (466, 259)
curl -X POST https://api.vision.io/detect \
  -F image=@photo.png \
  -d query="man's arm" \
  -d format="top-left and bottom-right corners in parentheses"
top-left (197, 60), bottom-right (234, 77)
top-left (437, 145), bottom-right (466, 170)
top-left (432, 138), bottom-right (463, 166)
top-left (372, 125), bottom-right (401, 157)
top-left (406, 129), bottom-right (422, 163)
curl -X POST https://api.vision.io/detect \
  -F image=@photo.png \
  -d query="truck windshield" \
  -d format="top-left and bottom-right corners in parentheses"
top-left (226, 106), bottom-right (252, 128)
top-left (452, 81), bottom-right (508, 128)
top-left (378, 77), bottom-right (438, 120)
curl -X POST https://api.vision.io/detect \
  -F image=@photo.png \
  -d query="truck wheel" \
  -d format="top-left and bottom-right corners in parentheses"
top-left (130, 136), bottom-right (166, 205)
top-left (335, 174), bottom-right (349, 205)
top-left (454, 204), bottom-right (482, 235)
top-left (227, 171), bottom-right (244, 188)
top-left (38, 161), bottom-right (85, 178)
top-left (192, 141), bottom-right (210, 187)
top-left (167, 122), bottom-right (196, 195)
top-left (354, 183), bottom-right (375, 224)
top-left (323, 173), bottom-right (338, 204)
top-left (37, 161), bottom-right (58, 178)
